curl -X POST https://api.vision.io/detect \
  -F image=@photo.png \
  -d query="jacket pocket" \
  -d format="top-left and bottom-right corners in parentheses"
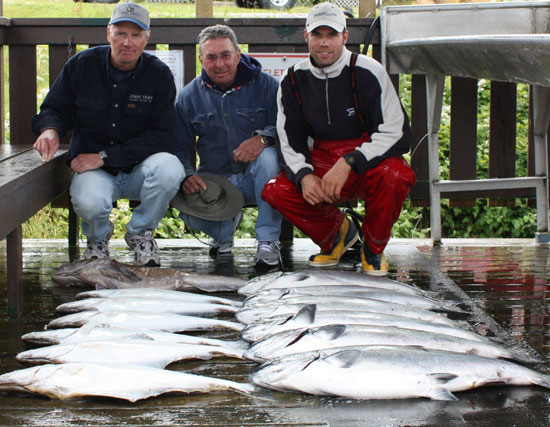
top-left (235, 107), bottom-right (267, 125)
top-left (192, 110), bottom-right (217, 135)
top-left (74, 94), bottom-right (108, 124)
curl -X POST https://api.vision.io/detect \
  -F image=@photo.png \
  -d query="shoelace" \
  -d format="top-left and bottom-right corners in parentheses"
top-left (136, 231), bottom-right (158, 256)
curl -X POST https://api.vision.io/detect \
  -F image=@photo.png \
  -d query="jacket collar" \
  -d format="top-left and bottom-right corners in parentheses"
top-left (309, 47), bottom-right (351, 79)
top-left (105, 46), bottom-right (144, 78)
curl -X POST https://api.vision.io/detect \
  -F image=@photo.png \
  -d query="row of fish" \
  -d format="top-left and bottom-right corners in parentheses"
top-left (0, 286), bottom-right (254, 401)
top-left (2, 267), bottom-right (550, 402)
top-left (236, 270), bottom-right (550, 401)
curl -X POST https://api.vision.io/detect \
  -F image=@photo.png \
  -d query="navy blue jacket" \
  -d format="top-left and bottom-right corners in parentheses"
top-left (31, 46), bottom-right (185, 173)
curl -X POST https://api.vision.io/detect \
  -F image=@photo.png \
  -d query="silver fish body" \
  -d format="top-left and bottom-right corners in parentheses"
top-left (237, 296), bottom-right (457, 326)
top-left (75, 288), bottom-right (242, 307)
top-left (251, 345), bottom-right (550, 400)
top-left (239, 270), bottom-right (422, 296)
top-left (0, 363), bottom-right (254, 401)
top-left (47, 310), bottom-right (244, 332)
top-left (21, 324), bottom-right (248, 352)
top-left (16, 338), bottom-right (244, 368)
top-left (55, 297), bottom-right (238, 316)
top-left (244, 324), bottom-right (540, 364)
top-left (240, 305), bottom-right (488, 343)
top-left (243, 286), bottom-right (461, 313)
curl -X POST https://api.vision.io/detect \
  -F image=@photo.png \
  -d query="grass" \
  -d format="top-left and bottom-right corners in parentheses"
top-left (3, 0), bottom-right (315, 18)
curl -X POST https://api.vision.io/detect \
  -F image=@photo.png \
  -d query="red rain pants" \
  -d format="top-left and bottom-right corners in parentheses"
top-left (262, 136), bottom-right (416, 255)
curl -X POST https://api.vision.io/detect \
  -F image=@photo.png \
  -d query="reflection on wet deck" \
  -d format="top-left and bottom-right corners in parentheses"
top-left (1, 238), bottom-right (550, 426)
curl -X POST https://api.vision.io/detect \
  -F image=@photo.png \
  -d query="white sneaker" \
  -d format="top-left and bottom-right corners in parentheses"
top-left (254, 240), bottom-right (281, 267)
top-left (125, 229), bottom-right (160, 267)
top-left (82, 221), bottom-right (114, 260)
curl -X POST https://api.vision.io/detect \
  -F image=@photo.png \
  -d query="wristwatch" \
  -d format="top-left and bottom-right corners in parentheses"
top-left (260, 136), bottom-right (271, 146)
top-left (98, 150), bottom-right (108, 165)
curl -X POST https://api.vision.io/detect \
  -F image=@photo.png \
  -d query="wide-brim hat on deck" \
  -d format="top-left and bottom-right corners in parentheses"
top-left (171, 174), bottom-right (244, 221)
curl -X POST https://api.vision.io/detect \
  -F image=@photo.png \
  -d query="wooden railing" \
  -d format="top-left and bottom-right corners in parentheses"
top-left (0, 16), bottom-right (539, 313)
top-left (0, 17), bottom-right (537, 205)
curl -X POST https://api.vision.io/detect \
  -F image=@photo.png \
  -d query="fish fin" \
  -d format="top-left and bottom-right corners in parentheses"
top-left (77, 323), bottom-right (98, 335)
top-left (506, 348), bottom-right (545, 364)
top-left (428, 387), bottom-right (459, 401)
top-left (313, 325), bottom-right (346, 340)
top-left (429, 373), bottom-right (459, 383)
top-left (293, 305), bottom-right (317, 324)
top-left (321, 349), bottom-right (362, 369)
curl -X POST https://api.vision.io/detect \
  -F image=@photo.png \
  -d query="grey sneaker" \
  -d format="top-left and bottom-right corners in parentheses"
top-left (254, 240), bottom-right (281, 267)
top-left (125, 229), bottom-right (160, 267)
top-left (208, 211), bottom-right (243, 257)
top-left (82, 221), bottom-right (114, 260)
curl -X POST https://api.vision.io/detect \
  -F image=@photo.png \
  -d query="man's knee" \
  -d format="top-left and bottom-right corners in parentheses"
top-left (374, 158), bottom-right (416, 191)
top-left (71, 188), bottom-right (112, 216)
top-left (255, 147), bottom-right (281, 177)
top-left (143, 153), bottom-right (185, 189)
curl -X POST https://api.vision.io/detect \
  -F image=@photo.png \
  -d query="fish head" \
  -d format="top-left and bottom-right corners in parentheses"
top-left (250, 351), bottom-right (322, 391)
top-left (51, 259), bottom-right (108, 286)
top-left (244, 328), bottom-right (310, 362)
top-left (238, 271), bottom-right (285, 296)
top-left (243, 288), bottom-right (289, 305)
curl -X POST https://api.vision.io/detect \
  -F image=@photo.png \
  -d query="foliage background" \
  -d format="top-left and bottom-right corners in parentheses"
top-left (6, 0), bottom-right (535, 240)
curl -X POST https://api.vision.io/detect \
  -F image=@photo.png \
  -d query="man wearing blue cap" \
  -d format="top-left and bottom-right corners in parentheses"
top-left (32, 3), bottom-right (186, 267)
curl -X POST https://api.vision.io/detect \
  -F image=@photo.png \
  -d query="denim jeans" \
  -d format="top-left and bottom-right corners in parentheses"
top-left (180, 146), bottom-right (282, 245)
top-left (70, 152), bottom-right (185, 242)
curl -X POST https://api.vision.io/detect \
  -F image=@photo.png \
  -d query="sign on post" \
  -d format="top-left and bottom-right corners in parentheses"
top-left (248, 53), bottom-right (309, 81)
top-left (147, 50), bottom-right (184, 93)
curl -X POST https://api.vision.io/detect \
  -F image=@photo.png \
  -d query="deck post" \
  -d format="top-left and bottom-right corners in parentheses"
top-left (359, 0), bottom-right (376, 18)
top-left (426, 74), bottom-right (445, 245)
top-left (531, 85), bottom-right (550, 243)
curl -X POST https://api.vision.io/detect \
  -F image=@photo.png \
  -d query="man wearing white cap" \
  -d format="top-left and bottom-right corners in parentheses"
top-left (32, 3), bottom-right (186, 267)
top-left (262, 2), bottom-right (416, 275)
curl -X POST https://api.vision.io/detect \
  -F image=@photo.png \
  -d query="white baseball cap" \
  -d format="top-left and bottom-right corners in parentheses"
top-left (306, 2), bottom-right (346, 33)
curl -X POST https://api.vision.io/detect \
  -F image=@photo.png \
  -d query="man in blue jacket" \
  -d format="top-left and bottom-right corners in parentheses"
top-left (175, 24), bottom-right (282, 268)
top-left (32, 3), bottom-right (185, 267)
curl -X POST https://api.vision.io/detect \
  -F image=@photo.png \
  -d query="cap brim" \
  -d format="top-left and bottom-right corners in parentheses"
top-left (170, 175), bottom-right (244, 221)
top-left (109, 18), bottom-right (149, 31)
top-left (306, 21), bottom-right (345, 33)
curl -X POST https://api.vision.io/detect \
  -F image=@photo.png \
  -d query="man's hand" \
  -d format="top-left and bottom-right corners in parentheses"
top-left (321, 157), bottom-right (351, 203)
top-left (233, 135), bottom-right (264, 163)
top-left (34, 128), bottom-right (60, 162)
top-left (300, 173), bottom-right (332, 206)
top-left (70, 153), bottom-right (105, 174)
top-left (181, 174), bottom-right (207, 195)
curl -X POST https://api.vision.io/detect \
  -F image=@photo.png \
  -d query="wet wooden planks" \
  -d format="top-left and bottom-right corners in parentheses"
top-left (1, 239), bottom-right (550, 426)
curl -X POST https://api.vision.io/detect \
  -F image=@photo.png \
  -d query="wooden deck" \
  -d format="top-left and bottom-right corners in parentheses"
top-left (0, 237), bottom-right (549, 426)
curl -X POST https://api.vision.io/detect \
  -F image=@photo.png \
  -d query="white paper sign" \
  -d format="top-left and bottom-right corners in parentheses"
top-left (248, 53), bottom-right (309, 81)
top-left (147, 50), bottom-right (184, 93)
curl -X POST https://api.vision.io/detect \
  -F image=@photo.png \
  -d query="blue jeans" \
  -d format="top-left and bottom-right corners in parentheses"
top-left (70, 152), bottom-right (185, 242)
top-left (180, 146), bottom-right (282, 245)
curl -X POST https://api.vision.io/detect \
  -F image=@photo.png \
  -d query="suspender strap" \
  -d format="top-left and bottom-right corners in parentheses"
top-left (349, 53), bottom-right (366, 130)
top-left (288, 54), bottom-right (366, 131)
top-left (288, 65), bottom-right (306, 120)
